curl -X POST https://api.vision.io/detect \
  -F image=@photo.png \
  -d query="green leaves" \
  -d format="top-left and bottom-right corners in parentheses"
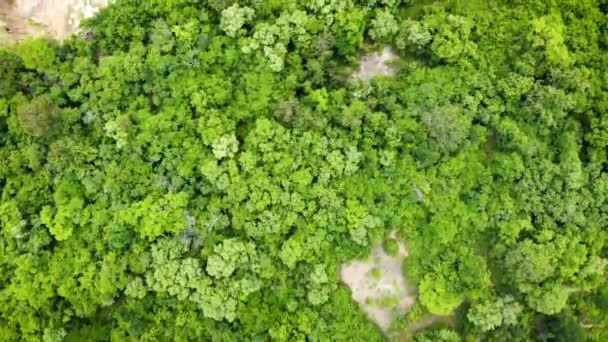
top-left (40, 181), bottom-right (85, 241)
top-left (212, 134), bottom-right (239, 160)
top-left (125, 277), bottom-right (147, 299)
top-left (0, 200), bottom-right (27, 240)
top-left (120, 192), bottom-right (189, 241)
top-left (279, 237), bottom-right (304, 269)
top-left (17, 96), bottom-right (62, 138)
top-left (526, 282), bottom-right (569, 315)
top-left (383, 238), bottom-right (399, 256)
top-left (528, 15), bottom-right (573, 68)
top-left (421, 104), bottom-right (471, 153)
top-left (144, 238), bottom-right (200, 298)
top-left (15, 38), bottom-right (57, 72)
top-left (206, 238), bottom-right (256, 278)
top-left (468, 296), bottom-right (523, 331)
top-left (1, 0), bottom-right (607, 340)
top-left (333, 8), bottom-right (367, 58)
top-left (426, 13), bottom-right (478, 63)
top-left (0, 49), bottom-right (23, 99)
top-left (220, 4), bottom-right (255, 38)
top-left (506, 239), bottom-right (557, 286)
top-left (346, 199), bottom-right (381, 246)
top-left (370, 9), bottom-right (399, 43)
top-left (419, 274), bottom-right (464, 316)
top-left (397, 20), bottom-right (431, 51)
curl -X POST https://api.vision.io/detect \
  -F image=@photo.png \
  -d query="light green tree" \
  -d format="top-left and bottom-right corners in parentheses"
top-left (369, 9), bottom-right (399, 43)
top-left (220, 4), bottom-right (255, 38)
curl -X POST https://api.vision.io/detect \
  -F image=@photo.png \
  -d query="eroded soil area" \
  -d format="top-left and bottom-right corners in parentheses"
top-left (340, 238), bottom-right (414, 332)
top-left (354, 46), bottom-right (398, 81)
top-left (0, 0), bottom-right (108, 42)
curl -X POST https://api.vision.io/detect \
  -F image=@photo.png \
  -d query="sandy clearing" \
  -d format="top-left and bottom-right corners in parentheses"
top-left (0, 0), bottom-right (109, 42)
top-left (340, 235), bottom-right (414, 332)
top-left (354, 46), bottom-right (398, 81)
top-left (408, 314), bottom-right (444, 333)
top-left (1, 0), bottom-right (45, 42)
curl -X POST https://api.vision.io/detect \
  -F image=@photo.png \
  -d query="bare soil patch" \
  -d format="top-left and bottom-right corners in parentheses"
top-left (354, 46), bottom-right (398, 81)
top-left (0, 0), bottom-right (108, 42)
top-left (340, 236), bottom-right (414, 332)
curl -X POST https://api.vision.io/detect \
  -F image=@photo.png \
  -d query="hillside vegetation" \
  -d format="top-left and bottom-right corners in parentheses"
top-left (0, 0), bottom-right (607, 341)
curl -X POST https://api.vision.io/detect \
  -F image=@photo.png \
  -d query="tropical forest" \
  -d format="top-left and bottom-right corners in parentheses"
top-left (0, 0), bottom-right (607, 341)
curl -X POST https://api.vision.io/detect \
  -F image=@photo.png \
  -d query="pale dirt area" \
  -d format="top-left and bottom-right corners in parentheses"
top-left (408, 315), bottom-right (443, 333)
top-left (0, 0), bottom-right (109, 42)
top-left (354, 46), bottom-right (398, 81)
top-left (340, 236), bottom-right (414, 332)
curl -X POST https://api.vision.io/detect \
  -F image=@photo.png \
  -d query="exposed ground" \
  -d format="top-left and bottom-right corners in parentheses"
top-left (0, 0), bottom-right (109, 43)
top-left (340, 236), bottom-right (414, 332)
top-left (354, 46), bottom-right (398, 81)
top-left (0, 0), bottom-right (44, 42)
top-left (339, 236), bottom-right (447, 336)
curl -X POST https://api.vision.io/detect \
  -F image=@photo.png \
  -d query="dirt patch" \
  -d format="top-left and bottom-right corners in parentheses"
top-left (340, 236), bottom-right (414, 332)
top-left (1, 0), bottom-right (44, 42)
top-left (0, 0), bottom-right (109, 42)
top-left (354, 46), bottom-right (398, 81)
top-left (408, 315), bottom-right (444, 333)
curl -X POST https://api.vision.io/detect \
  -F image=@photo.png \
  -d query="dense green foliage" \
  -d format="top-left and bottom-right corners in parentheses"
top-left (0, 0), bottom-right (607, 340)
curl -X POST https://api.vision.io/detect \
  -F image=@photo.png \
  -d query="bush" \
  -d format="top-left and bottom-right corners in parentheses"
top-left (383, 238), bottom-right (400, 256)
top-left (17, 96), bottom-right (62, 137)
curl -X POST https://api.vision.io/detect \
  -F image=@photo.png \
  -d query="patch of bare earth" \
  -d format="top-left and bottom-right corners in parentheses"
top-left (354, 46), bottom-right (398, 81)
top-left (0, 0), bottom-right (109, 42)
top-left (1, 0), bottom-right (43, 43)
top-left (340, 236), bottom-right (414, 332)
top-left (408, 315), bottom-right (444, 333)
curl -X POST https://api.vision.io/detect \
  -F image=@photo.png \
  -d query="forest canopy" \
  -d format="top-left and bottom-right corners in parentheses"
top-left (0, 0), bottom-right (607, 341)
